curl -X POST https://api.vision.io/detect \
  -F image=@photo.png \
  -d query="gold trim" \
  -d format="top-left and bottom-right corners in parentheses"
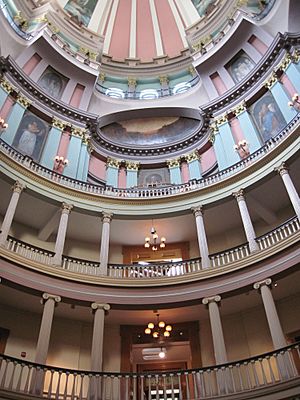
top-left (16, 94), bottom-right (31, 108)
top-left (166, 158), bottom-right (181, 168)
top-left (264, 71), bottom-right (278, 89)
top-left (0, 79), bottom-right (15, 94)
top-left (107, 157), bottom-right (121, 168)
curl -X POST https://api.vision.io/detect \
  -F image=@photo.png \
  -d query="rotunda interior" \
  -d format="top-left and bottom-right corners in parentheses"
top-left (0, 0), bottom-right (300, 399)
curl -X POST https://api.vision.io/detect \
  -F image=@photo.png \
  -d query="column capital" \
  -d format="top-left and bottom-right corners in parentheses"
top-left (264, 71), bottom-right (278, 89)
top-left (274, 162), bottom-right (289, 176)
top-left (215, 114), bottom-right (228, 126)
top-left (125, 160), bottom-right (140, 171)
top-left (232, 101), bottom-right (247, 116)
top-left (253, 278), bottom-right (272, 290)
top-left (232, 188), bottom-right (245, 201)
top-left (16, 93), bottom-right (31, 108)
top-left (107, 157), bottom-right (121, 168)
top-left (0, 79), bottom-right (15, 94)
top-left (91, 303), bottom-right (110, 312)
top-left (159, 75), bottom-right (169, 85)
top-left (192, 205), bottom-right (204, 217)
top-left (52, 117), bottom-right (70, 130)
top-left (202, 295), bottom-right (221, 305)
top-left (61, 202), bottom-right (73, 214)
top-left (102, 212), bottom-right (113, 223)
top-left (166, 158), bottom-right (181, 168)
top-left (12, 181), bottom-right (25, 194)
top-left (127, 77), bottom-right (137, 87)
top-left (186, 151), bottom-right (200, 163)
top-left (42, 293), bottom-right (61, 303)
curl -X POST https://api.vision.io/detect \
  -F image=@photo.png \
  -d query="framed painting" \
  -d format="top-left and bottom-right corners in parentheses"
top-left (12, 111), bottom-right (49, 161)
top-left (227, 51), bottom-right (256, 83)
top-left (64, 0), bottom-right (98, 27)
top-left (249, 92), bottom-right (286, 142)
top-left (37, 67), bottom-right (68, 99)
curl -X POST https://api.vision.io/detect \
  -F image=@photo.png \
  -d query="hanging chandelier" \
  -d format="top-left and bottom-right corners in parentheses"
top-left (145, 313), bottom-right (172, 339)
top-left (144, 222), bottom-right (166, 251)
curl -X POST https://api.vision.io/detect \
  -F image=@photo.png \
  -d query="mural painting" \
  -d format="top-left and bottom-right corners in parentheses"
top-left (227, 51), bottom-right (256, 83)
top-left (249, 92), bottom-right (286, 141)
top-left (138, 168), bottom-right (170, 187)
top-left (64, 0), bottom-right (98, 27)
top-left (100, 117), bottom-right (201, 147)
top-left (238, 0), bottom-right (272, 17)
top-left (37, 67), bottom-right (68, 99)
top-left (12, 111), bottom-right (49, 161)
top-left (191, 0), bottom-right (218, 17)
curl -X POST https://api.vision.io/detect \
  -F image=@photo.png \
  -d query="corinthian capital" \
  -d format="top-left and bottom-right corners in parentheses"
top-left (192, 205), bottom-right (204, 218)
top-left (232, 189), bottom-right (245, 202)
top-left (274, 162), bottom-right (289, 176)
top-left (12, 181), bottom-right (25, 194)
top-left (61, 202), bottom-right (73, 214)
top-left (102, 212), bottom-right (113, 223)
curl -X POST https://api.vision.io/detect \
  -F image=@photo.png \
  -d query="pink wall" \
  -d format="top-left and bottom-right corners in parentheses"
top-left (248, 35), bottom-right (268, 55)
top-left (210, 72), bottom-right (227, 95)
top-left (88, 156), bottom-right (106, 181)
top-left (118, 167), bottom-right (127, 188)
top-left (181, 161), bottom-right (190, 183)
top-left (230, 117), bottom-right (244, 142)
top-left (0, 97), bottom-right (14, 120)
top-left (69, 84), bottom-right (85, 108)
top-left (281, 74), bottom-right (297, 97)
top-left (108, 0), bottom-right (131, 60)
top-left (54, 131), bottom-right (70, 173)
top-left (154, 0), bottom-right (184, 57)
top-left (22, 53), bottom-right (42, 76)
top-left (136, 0), bottom-right (157, 61)
top-left (201, 147), bottom-right (217, 173)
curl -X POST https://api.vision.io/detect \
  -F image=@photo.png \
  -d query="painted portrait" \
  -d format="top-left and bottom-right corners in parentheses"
top-left (191, 0), bottom-right (218, 17)
top-left (249, 92), bottom-right (286, 142)
top-left (227, 51), bottom-right (256, 83)
top-left (12, 111), bottom-right (49, 161)
top-left (64, 0), bottom-right (98, 27)
top-left (139, 168), bottom-right (170, 187)
top-left (100, 117), bottom-right (201, 147)
top-left (37, 67), bottom-right (68, 99)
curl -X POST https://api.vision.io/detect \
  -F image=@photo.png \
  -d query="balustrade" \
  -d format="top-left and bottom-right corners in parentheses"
top-left (0, 343), bottom-right (299, 400)
top-left (1, 216), bottom-right (299, 279)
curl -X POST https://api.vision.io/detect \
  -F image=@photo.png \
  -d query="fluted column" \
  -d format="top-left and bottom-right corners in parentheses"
top-left (90, 303), bottom-right (111, 372)
top-left (51, 203), bottom-right (73, 266)
top-left (233, 189), bottom-right (259, 252)
top-left (202, 295), bottom-right (227, 364)
top-left (99, 212), bottom-right (113, 275)
top-left (0, 181), bottom-right (25, 246)
top-left (275, 163), bottom-right (300, 220)
top-left (192, 206), bottom-right (210, 268)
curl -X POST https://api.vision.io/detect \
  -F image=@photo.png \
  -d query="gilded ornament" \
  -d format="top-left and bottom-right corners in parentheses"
top-left (127, 77), bottom-right (137, 87)
top-left (125, 161), bottom-right (140, 171)
top-left (186, 151), bottom-right (200, 163)
top-left (264, 72), bottom-right (278, 89)
top-left (99, 72), bottom-right (106, 82)
top-left (159, 75), bottom-right (169, 85)
top-left (16, 94), bottom-right (31, 108)
top-left (107, 157), bottom-right (121, 168)
top-left (166, 158), bottom-right (181, 168)
top-left (233, 101), bottom-right (247, 116)
top-left (0, 79), bottom-right (15, 94)
top-left (52, 118), bottom-right (67, 130)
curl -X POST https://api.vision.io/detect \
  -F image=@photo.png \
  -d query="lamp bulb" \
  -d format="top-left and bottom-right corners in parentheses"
top-left (148, 322), bottom-right (154, 329)
top-left (158, 321), bottom-right (165, 328)
top-left (159, 351), bottom-right (165, 359)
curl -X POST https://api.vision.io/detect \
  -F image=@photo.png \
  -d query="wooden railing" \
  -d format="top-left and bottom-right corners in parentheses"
top-left (1, 112), bottom-right (299, 200)
top-left (3, 216), bottom-right (299, 280)
top-left (0, 343), bottom-right (299, 399)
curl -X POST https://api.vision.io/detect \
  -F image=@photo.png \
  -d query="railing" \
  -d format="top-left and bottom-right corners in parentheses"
top-left (0, 343), bottom-right (299, 400)
top-left (1, 111), bottom-right (299, 200)
top-left (3, 216), bottom-right (299, 280)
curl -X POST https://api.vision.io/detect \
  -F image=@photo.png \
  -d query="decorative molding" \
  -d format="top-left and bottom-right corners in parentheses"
top-left (0, 79), bottom-right (15, 94)
top-left (232, 101), bottom-right (247, 116)
top-left (12, 180), bottom-right (25, 193)
top-left (253, 278), bottom-right (272, 290)
top-left (202, 295), bottom-right (221, 305)
top-left (127, 77), bottom-right (137, 87)
top-left (16, 94), bottom-right (31, 108)
top-left (91, 303), bottom-right (111, 311)
top-left (215, 114), bottom-right (228, 126)
top-left (99, 72), bottom-right (106, 82)
top-left (159, 75), bottom-right (169, 85)
top-left (52, 117), bottom-right (68, 130)
top-left (42, 293), bottom-right (61, 303)
top-left (61, 202), bottom-right (73, 214)
top-left (186, 151), bottom-right (200, 163)
top-left (232, 188), bottom-right (245, 201)
top-left (102, 212), bottom-right (113, 223)
top-left (166, 158), bottom-right (181, 168)
top-left (274, 162), bottom-right (289, 176)
top-left (278, 52), bottom-right (292, 72)
top-left (125, 161), bottom-right (140, 171)
top-left (107, 157), bottom-right (121, 168)
top-left (192, 205), bottom-right (203, 218)
top-left (264, 71), bottom-right (278, 89)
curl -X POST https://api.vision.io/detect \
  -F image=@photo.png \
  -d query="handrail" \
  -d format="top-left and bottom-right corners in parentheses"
top-left (0, 342), bottom-right (299, 399)
top-left (3, 216), bottom-right (299, 279)
top-left (1, 111), bottom-right (299, 200)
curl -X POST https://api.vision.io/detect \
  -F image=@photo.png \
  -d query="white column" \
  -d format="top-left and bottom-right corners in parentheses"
top-left (233, 189), bottom-right (259, 252)
top-left (149, 0), bottom-right (164, 56)
top-left (99, 212), bottom-right (113, 275)
top-left (51, 203), bottom-right (73, 266)
top-left (90, 303), bottom-right (111, 372)
top-left (275, 163), bottom-right (300, 220)
top-left (192, 206), bottom-right (210, 269)
top-left (253, 279), bottom-right (286, 349)
top-left (0, 181), bottom-right (25, 246)
top-left (129, 0), bottom-right (137, 58)
top-left (103, 0), bottom-right (119, 54)
top-left (202, 295), bottom-right (227, 364)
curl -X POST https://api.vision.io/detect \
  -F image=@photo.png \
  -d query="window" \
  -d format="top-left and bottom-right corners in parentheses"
top-left (172, 82), bottom-right (191, 94)
top-left (105, 88), bottom-right (125, 99)
top-left (139, 89), bottom-right (159, 100)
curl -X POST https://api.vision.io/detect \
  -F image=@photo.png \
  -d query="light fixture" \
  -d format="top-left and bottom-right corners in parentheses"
top-left (144, 221), bottom-right (166, 251)
top-left (234, 139), bottom-right (249, 156)
top-left (54, 155), bottom-right (69, 170)
top-left (0, 117), bottom-right (8, 132)
top-left (288, 93), bottom-right (300, 109)
top-left (144, 313), bottom-right (172, 340)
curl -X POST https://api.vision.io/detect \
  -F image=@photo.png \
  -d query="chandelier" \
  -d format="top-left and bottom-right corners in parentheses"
top-left (144, 222), bottom-right (166, 251)
top-left (145, 313), bottom-right (172, 340)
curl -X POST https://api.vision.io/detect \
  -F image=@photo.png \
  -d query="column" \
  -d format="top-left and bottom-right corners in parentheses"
top-left (265, 73), bottom-right (296, 123)
top-left (0, 181), bottom-right (25, 246)
top-left (90, 303), bottom-right (111, 371)
top-left (125, 161), bottom-right (139, 188)
top-left (127, 77), bottom-right (137, 99)
top-left (234, 103), bottom-right (262, 152)
top-left (99, 212), bottom-right (113, 275)
top-left (284, 57), bottom-right (300, 93)
top-left (167, 158), bottom-right (182, 185)
top-left (51, 203), bottom-right (73, 266)
top-left (32, 293), bottom-right (61, 395)
top-left (275, 163), bottom-right (300, 220)
top-left (159, 75), bottom-right (170, 97)
top-left (106, 158), bottom-right (120, 187)
top-left (76, 134), bottom-right (91, 181)
top-left (186, 151), bottom-right (202, 180)
top-left (192, 206), bottom-right (210, 269)
top-left (40, 119), bottom-right (66, 170)
top-left (1, 95), bottom-right (31, 145)
top-left (0, 79), bottom-right (14, 110)
top-left (64, 128), bottom-right (84, 179)
top-left (210, 123), bottom-right (227, 171)
top-left (233, 189), bottom-right (259, 252)
top-left (202, 295), bottom-right (227, 364)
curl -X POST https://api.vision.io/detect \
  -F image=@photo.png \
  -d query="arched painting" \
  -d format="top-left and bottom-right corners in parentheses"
top-left (37, 67), bottom-right (68, 99)
top-left (64, 0), bottom-right (98, 27)
top-left (226, 51), bottom-right (255, 83)
top-left (100, 116), bottom-right (201, 147)
top-left (192, 0), bottom-right (218, 17)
